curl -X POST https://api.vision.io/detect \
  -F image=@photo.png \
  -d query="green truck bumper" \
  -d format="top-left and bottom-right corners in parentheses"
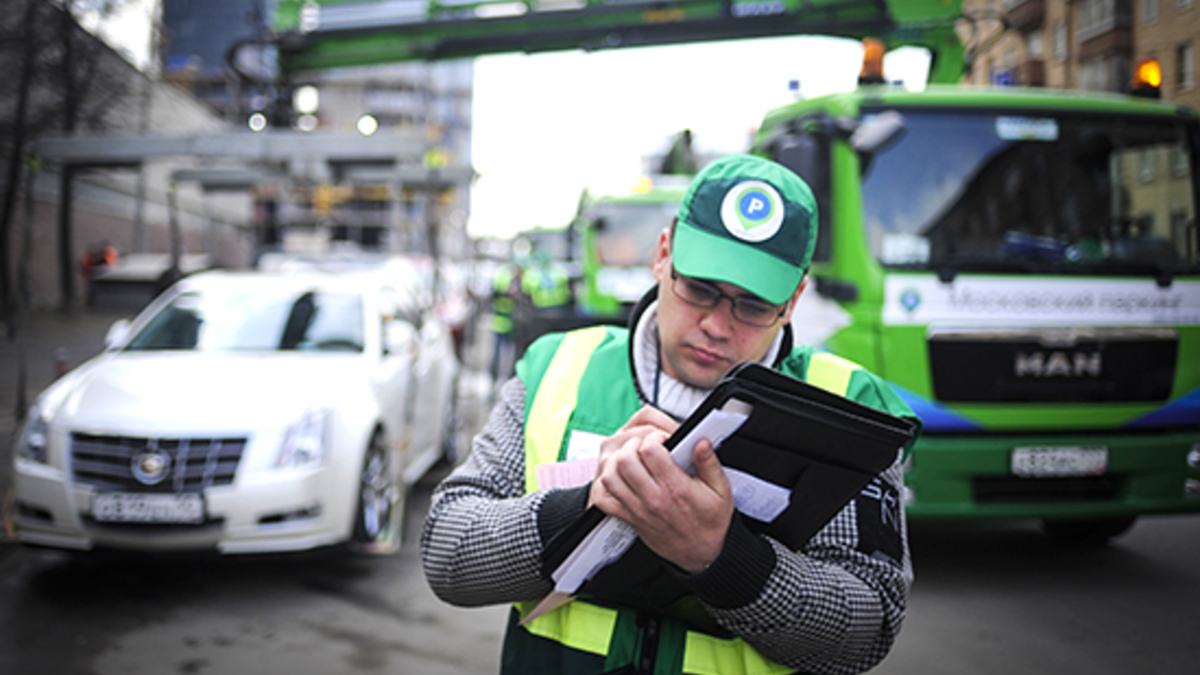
top-left (904, 430), bottom-right (1200, 520)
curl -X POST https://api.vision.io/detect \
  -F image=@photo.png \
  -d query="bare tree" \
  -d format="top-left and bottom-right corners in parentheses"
top-left (0, 0), bottom-right (136, 315)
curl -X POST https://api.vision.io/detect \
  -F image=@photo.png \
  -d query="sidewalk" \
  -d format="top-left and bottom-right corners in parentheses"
top-left (0, 307), bottom-right (133, 544)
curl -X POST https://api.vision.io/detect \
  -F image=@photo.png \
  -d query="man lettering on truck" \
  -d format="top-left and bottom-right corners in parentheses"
top-left (422, 155), bottom-right (920, 674)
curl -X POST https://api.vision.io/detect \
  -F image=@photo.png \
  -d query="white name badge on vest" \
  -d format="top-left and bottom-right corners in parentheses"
top-left (534, 430), bottom-right (605, 490)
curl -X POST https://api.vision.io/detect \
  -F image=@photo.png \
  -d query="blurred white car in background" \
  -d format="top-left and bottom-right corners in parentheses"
top-left (11, 265), bottom-right (458, 555)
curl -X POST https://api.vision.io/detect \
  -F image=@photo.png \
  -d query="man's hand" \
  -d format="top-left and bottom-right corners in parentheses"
top-left (589, 406), bottom-right (734, 574)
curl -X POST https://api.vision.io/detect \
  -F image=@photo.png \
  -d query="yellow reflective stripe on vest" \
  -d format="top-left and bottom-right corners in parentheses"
top-left (523, 325), bottom-right (609, 492)
top-left (805, 351), bottom-right (860, 396)
top-left (517, 599), bottom-right (620, 656)
top-left (683, 632), bottom-right (795, 675)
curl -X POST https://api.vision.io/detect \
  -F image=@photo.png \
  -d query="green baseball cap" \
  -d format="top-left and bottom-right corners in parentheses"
top-left (672, 154), bottom-right (817, 305)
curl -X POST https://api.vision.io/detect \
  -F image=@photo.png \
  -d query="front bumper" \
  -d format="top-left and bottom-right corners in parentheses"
top-left (904, 429), bottom-right (1200, 520)
top-left (11, 458), bottom-right (348, 554)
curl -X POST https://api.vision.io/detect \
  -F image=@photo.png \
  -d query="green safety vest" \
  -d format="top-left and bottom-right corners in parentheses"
top-left (507, 324), bottom-right (889, 675)
top-left (492, 265), bottom-right (517, 334)
top-left (523, 264), bottom-right (571, 309)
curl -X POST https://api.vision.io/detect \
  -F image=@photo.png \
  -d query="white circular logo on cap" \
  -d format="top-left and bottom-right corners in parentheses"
top-left (719, 181), bottom-right (784, 242)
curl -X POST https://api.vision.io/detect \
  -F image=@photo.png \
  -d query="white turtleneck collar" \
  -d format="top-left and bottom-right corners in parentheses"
top-left (631, 299), bottom-right (783, 421)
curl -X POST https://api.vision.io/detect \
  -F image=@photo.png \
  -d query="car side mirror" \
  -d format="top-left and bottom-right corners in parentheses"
top-left (104, 319), bottom-right (131, 350)
top-left (383, 320), bottom-right (417, 356)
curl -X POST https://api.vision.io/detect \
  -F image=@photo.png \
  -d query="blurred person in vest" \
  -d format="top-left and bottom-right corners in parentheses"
top-left (522, 251), bottom-right (572, 313)
top-left (423, 155), bottom-right (918, 675)
top-left (489, 256), bottom-right (526, 388)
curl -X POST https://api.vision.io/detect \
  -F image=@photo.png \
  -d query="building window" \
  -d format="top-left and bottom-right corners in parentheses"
top-left (1172, 145), bottom-right (1189, 177)
top-left (1143, 0), bottom-right (1159, 22)
top-left (1054, 21), bottom-right (1069, 61)
top-left (1176, 0), bottom-right (1193, 11)
top-left (1027, 31), bottom-right (1044, 59)
top-left (1139, 149), bottom-right (1157, 182)
top-left (1178, 42), bottom-right (1195, 90)
top-left (1080, 58), bottom-right (1107, 91)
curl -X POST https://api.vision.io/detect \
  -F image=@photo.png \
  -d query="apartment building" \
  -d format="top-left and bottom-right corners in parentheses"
top-left (960, 0), bottom-right (1199, 108)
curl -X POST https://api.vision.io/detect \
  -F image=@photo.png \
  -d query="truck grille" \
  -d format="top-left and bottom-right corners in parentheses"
top-left (929, 327), bottom-right (1177, 403)
top-left (973, 476), bottom-right (1124, 504)
top-left (71, 433), bottom-right (246, 493)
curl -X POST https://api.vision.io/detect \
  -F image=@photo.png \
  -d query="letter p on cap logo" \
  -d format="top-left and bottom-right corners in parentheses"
top-left (721, 180), bottom-right (785, 242)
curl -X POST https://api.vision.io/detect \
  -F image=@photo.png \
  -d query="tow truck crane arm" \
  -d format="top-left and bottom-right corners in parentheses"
top-left (274, 0), bottom-right (964, 83)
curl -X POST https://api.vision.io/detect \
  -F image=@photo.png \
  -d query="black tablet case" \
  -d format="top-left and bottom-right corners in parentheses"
top-left (540, 362), bottom-right (918, 621)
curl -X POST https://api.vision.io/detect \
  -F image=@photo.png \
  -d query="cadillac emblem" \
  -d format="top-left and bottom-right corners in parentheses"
top-left (131, 447), bottom-right (172, 486)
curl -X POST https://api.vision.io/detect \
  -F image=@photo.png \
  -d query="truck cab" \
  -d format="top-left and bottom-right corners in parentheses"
top-left (753, 83), bottom-right (1200, 543)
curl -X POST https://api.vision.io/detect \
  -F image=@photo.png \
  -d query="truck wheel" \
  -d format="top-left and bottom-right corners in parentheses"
top-left (1040, 516), bottom-right (1137, 546)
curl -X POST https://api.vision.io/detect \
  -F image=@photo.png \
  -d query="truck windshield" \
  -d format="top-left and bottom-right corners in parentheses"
top-left (860, 108), bottom-right (1200, 275)
top-left (585, 201), bottom-right (677, 269)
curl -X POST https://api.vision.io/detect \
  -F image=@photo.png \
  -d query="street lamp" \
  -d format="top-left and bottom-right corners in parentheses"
top-left (357, 114), bottom-right (379, 136)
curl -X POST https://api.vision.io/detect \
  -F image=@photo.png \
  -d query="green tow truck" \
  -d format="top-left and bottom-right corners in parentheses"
top-left (751, 67), bottom-right (1200, 543)
top-left (572, 179), bottom-right (689, 321)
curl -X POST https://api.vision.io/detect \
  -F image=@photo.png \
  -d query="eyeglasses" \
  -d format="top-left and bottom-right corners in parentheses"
top-left (669, 269), bottom-right (787, 328)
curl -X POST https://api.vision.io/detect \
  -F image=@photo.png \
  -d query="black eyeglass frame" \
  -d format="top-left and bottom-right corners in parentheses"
top-left (668, 268), bottom-right (788, 328)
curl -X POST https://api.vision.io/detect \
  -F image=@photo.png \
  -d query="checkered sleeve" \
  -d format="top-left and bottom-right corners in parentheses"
top-left (702, 458), bottom-right (913, 675)
top-left (420, 376), bottom-right (555, 607)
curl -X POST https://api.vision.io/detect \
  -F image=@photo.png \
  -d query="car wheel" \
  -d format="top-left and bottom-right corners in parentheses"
top-left (350, 429), bottom-right (404, 555)
top-left (1040, 516), bottom-right (1137, 547)
top-left (441, 381), bottom-right (461, 466)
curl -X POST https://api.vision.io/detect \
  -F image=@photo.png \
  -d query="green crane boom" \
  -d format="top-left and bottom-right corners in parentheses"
top-left (274, 0), bottom-right (964, 82)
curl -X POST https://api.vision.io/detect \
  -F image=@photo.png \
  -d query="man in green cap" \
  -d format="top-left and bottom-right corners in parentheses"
top-left (423, 155), bottom-right (918, 675)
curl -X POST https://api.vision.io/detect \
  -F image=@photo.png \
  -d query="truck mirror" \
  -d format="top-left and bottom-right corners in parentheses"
top-left (777, 135), bottom-right (818, 180)
top-left (850, 110), bottom-right (906, 155)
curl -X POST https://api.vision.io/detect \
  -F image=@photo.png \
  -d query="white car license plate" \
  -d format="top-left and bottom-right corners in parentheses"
top-left (93, 493), bottom-right (204, 524)
top-left (1011, 446), bottom-right (1108, 478)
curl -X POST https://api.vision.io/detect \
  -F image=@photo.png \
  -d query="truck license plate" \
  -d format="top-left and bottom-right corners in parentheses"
top-left (1011, 446), bottom-right (1108, 478)
top-left (93, 493), bottom-right (204, 524)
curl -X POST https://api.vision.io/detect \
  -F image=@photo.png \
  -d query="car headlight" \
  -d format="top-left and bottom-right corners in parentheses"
top-left (17, 405), bottom-right (51, 464)
top-left (274, 410), bottom-right (329, 469)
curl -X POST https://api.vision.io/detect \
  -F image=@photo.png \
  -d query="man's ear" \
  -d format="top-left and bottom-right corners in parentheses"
top-left (780, 275), bottom-right (808, 324)
top-left (652, 224), bottom-right (673, 282)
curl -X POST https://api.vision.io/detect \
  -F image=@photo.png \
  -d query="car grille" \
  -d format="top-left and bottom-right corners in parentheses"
top-left (928, 327), bottom-right (1178, 403)
top-left (71, 433), bottom-right (247, 493)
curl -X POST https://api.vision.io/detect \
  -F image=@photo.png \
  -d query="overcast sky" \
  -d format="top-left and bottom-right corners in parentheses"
top-left (468, 37), bottom-right (929, 238)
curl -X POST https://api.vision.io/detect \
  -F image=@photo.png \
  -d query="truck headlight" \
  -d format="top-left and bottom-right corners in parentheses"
top-left (17, 406), bottom-right (51, 464)
top-left (275, 410), bottom-right (329, 468)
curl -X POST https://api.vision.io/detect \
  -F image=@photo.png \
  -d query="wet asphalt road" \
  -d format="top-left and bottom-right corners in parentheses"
top-left (2, 309), bottom-right (1200, 674)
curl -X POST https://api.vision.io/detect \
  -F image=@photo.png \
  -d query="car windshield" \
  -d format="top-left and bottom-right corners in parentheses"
top-left (860, 108), bottom-right (1200, 275)
top-left (586, 201), bottom-right (677, 268)
top-left (125, 287), bottom-right (365, 352)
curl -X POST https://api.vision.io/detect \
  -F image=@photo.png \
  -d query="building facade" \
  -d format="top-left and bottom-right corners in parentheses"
top-left (161, 0), bottom-right (476, 261)
top-left (960, 0), bottom-right (1199, 107)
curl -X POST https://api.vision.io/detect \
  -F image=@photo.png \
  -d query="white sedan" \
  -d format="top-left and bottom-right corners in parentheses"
top-left (11, 266), bottom-right (459, 555)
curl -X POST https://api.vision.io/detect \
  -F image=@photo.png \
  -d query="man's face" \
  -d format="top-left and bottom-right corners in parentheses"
top-left (651, 228), bottom-right (804, 390)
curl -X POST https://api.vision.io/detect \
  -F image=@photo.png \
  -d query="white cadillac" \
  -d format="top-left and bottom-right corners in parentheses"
top-left (11, 265), bottom-right (459, 555)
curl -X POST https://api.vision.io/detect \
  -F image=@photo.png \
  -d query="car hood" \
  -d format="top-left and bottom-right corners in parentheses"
top-left (47, 352), bottom-right (374, 435)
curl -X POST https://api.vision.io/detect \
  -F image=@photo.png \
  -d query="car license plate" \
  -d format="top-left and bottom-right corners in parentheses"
top-left (1011, 446), bottom-right (1108, 478)
top-left (93, 493), bottom-right (204, 524)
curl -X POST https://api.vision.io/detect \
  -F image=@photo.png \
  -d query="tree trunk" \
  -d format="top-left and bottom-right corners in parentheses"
top-left (0, 0), bottom-right (38, 318)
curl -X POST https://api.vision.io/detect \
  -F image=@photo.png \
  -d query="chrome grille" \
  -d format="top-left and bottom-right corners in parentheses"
top-left (71, 433), bottom-right (246, 493)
